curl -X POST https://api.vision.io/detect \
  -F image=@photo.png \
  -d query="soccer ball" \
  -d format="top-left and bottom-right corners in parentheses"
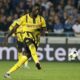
top-left (68, 49), bottom-right (78, 61)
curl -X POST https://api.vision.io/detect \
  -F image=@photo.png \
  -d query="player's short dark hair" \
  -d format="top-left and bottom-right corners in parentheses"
top-left (33, 3), bottom-right (41, 8)
top-left (29, 3), bottom-right (41, 13)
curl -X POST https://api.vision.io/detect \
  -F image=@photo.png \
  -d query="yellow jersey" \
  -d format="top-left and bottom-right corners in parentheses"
top-left (9, 14), bottom-right (46, 46)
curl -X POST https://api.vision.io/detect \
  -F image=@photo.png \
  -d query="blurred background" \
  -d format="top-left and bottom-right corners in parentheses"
top-left (0, 0), bottom-right (80, 61)
top-left (0, 0), bottom-right (80, 37)
top-left (0, 0), bottom-right (80, 80)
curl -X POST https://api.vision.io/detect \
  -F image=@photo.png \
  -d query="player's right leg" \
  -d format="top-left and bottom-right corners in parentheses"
top-left (18, 51), bottom-right (29, 68)
top-left (17, 41), bottom-right (29, 68)
top-left (4, 41), bottom-right (28, 79)
top-left (18, 49), bottom-right (29, 68)
top-left (17, 41), bottom-right (24, 61)
top-left (4, 55), bottom-right (28, 79)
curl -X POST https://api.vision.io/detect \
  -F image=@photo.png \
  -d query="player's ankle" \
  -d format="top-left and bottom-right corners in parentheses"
top-left (4, 72), bottom-right (11, 79)
top-left (6, 72), bottom-right (10, 75)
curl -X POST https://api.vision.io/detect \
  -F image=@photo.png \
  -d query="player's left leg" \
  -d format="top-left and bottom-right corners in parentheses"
top-left (24, 38), bottom-right (41, 70)
top-left (28, 43), bottom-right (41, 70)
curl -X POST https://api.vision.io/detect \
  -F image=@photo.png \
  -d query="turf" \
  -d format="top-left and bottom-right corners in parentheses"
top-left (0, 61), bottom-right (80, 80)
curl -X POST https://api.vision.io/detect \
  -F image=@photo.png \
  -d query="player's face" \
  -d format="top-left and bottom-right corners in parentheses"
top-left (32, 6), bottom-right (40, 16)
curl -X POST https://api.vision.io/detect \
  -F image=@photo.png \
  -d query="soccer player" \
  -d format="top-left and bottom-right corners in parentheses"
top-left (4, 3), bottom-right (46, 79)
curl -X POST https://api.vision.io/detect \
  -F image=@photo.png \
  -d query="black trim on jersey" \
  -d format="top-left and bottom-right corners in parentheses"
top-left (26, 14), bottom-right (28, 22)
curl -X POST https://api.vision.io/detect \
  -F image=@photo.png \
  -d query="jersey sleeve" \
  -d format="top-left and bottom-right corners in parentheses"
top-left (9, 20), bottom-right (18, 37)
top-left (41, 17), bottom-right (46, 28)
top-left (9, 15), bottom-right (26, 31)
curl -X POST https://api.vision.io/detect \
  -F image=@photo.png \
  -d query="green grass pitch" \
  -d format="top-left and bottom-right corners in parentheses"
top-left (0, 61), bottom-right (80, 80)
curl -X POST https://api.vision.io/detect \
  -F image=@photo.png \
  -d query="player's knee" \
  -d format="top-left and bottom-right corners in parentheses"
top-left (31, 53), bottom-right (36, 56)
top-left (22, 56), bottom-right (27, 60)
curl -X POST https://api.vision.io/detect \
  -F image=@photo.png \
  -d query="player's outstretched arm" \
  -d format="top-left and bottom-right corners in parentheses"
top-left (6, 24), bottom-right (19, 38)
top-left (3, 24), bottom-right (19, 46)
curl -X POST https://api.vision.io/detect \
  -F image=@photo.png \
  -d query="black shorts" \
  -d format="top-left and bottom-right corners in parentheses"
top-left (17, 41), bottom-right (24, 51)
top-left (23, 38), bottom-right (38, 50)
top-left (17, 41), bottom-right (31, 57)
top-left (17, 38), bottom-right (37, 58)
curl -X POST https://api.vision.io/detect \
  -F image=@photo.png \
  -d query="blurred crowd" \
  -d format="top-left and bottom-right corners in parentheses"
top-left (0, 0), bottom-right (80, 37)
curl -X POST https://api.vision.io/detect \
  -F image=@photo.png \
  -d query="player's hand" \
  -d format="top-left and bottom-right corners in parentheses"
top-left (45, 31), bottom-right (48, 36)
top-left (40, 28), bottom-right (48, 36)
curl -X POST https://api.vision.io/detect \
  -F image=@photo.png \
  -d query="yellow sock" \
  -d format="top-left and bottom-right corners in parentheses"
top-left (18, 52), bottom-right (23, 61)
top-left (7, 55), bottom-right (27, 74)
top-left (29, 44), bottom-right (39, 63)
